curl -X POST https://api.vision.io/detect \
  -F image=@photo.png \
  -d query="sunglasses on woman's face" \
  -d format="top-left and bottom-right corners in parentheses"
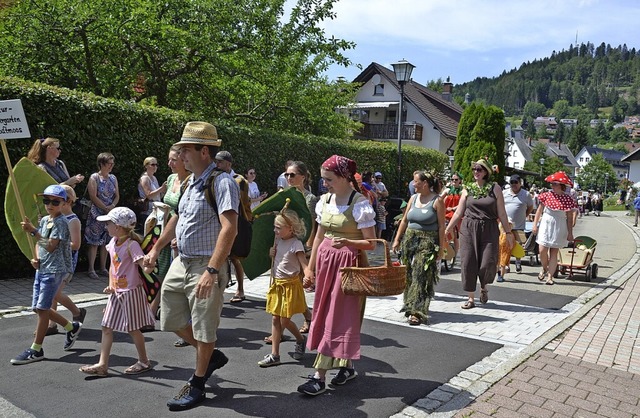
top-left (284, 173), bottom-right (297, 178)
top-left (149, 163), bottom-right (158, 166)
top-left (472, 167), bottom-right (484, 172)
top-left (42, 199), bottom-right (63, 206)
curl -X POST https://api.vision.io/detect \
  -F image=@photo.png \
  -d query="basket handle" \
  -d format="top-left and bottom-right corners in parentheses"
top-left (366, 239), bottom-right (393, 267)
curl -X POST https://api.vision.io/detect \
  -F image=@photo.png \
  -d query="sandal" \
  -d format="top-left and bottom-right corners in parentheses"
top-left (87, 271), bottom-right (99, 280)
top-left (229, 295), bottom-right (246, 303)
top-left (124, 360), bottom-right (152, 375)
top-left (299, 317), bottom-right (312, 334)
top-left (538, 271), bottom-right (547, 281)
top-left (174, 338), bottom-right (190, 347)
top-left (264, 335), bottom-right (290, 345)
top-left (480, 289), bottom-right (489, 304)
top-left (461, 300), bottom-right (475, 309)
top-left (545, 273), bottom-right (555, 285)
top-left (408, 315), bottom-right (421, 326)
top-left (79, 364), bottom-right (108, 377)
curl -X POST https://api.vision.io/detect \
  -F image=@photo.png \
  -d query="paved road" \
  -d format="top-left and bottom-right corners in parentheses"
top-left (0, 211), bottom-right (635, 417)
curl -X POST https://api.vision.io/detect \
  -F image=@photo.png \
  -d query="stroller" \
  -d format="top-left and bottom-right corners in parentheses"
top-left (557, 236), bottom-right (598, 281)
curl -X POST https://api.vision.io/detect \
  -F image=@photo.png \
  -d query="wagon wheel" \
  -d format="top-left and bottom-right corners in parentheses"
top-left (560, 266), bottom-right (567, 275)
top-left (585, 265), bottom-right (592, 282)
top-left (591, 263), bottom-right (598, 280)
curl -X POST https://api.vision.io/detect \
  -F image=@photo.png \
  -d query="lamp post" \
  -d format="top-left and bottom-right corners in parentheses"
top-left (391, 59), bottom-right (415, 194)
top-left (539, 157), bottom-right (545, 179)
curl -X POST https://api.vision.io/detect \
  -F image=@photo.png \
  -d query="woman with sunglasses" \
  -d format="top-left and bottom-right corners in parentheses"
top-left (284, 161), bottom-right (317, 334)
top-left (27, 137), bottom-right (85, 187)
top-left (532, 172), bottom-right (577, 285)
top-left (445, 158), bottom-right (513, 309)
top-left (246, 168), bottom-right (267, 210)
top-left (442, 173), bottom-right (463, 258)
top-left (137, 157), bottom-right (167, 228)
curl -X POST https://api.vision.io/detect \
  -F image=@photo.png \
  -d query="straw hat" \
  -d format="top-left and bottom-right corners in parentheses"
top-left (472, 158), bottom-right (497, 175)
top-left (175, 121), bottom-right (222, 146)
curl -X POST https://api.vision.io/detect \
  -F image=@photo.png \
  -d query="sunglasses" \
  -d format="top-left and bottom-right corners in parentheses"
top-left (248, 171), bottom-right (256, 175)
top-left (149, 163), bottom-right (158, 166)
top-left (472, 167), bottom-right (484, 172)
top-left (452, 178), bottom-right (460, 182)
top-left (284, 173), bottom-right (297, 178)
top-left (510, 180), bottom-right (519, 184)
top-left (42, 198), bottom-right (63, 206)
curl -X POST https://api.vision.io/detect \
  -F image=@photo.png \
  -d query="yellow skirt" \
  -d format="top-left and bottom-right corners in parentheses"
top-left (265, 276), bottom-right (307, 318)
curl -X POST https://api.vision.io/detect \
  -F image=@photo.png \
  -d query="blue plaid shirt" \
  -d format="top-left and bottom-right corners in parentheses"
top-left (176, 163), bottom-right (239, 258)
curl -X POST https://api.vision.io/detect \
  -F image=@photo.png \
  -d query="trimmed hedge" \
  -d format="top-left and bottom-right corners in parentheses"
top-left (1, 76), bottom-right (447, 277)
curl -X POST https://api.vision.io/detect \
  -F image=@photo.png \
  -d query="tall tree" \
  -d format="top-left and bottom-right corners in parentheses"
top-left (576, 153), bottom-right (617, 192)
top-left (454, 103), bottom-right (506, 183)
top-left (0, 0), bottom-right (359, 138)
top-left (567, 124), bottom-right (589, 155)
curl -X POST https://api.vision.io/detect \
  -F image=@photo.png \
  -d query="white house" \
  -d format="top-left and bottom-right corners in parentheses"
top-left (575, 146), bottom-right (629, 179)
top-left (348, 62), bottom-right (463, 154)
top-left (622, 148), bottom-right (640, 183)
top-left (506, 136), bottom-right (579, 176)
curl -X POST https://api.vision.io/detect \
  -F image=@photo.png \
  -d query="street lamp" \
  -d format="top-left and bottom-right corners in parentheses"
top-left (539, 157), bottom-right (545, 179)
top-left (391, 59), bottom-right (415, 194)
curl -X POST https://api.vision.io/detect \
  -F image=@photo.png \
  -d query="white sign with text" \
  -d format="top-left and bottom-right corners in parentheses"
top-left (0, 99), bottom-right (31, 139)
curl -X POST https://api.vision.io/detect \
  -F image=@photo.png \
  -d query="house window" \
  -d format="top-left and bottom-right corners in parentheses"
top-left (385, 110), bottom-right (396, 123)
top-left (514, 162), bottom-right (520, 169)
top-left (513, 150), bottom-right (518, 157)
top-left (374, 84), bottom-right (384, 96)
top-left (579, 157), bottom-right (583, 162)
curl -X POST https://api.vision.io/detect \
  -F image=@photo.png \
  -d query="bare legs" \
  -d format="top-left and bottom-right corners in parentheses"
top-left (538, 244), bottom-right (559, 284)
top-left (87, 244), bottom-right (108, 274)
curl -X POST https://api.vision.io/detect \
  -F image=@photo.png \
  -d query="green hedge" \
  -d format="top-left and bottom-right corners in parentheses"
top-left (1, 76), bottom-right (447, 277)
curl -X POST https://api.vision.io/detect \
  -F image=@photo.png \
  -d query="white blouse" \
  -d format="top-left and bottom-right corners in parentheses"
top-left (315, 196), bottom-right (377, 229)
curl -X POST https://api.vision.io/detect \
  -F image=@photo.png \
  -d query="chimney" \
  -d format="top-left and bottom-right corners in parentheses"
top-left (442, 76), bottom-right (453, 102)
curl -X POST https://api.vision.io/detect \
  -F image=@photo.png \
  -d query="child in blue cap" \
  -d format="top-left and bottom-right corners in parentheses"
top-left (13, 184), bottom-right (83, 365)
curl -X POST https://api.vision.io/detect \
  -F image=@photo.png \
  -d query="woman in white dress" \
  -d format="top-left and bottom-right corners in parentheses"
top-left (532, 172), bottom-right (577, 285)
top-left (246, 168), bottom-right (267, 210)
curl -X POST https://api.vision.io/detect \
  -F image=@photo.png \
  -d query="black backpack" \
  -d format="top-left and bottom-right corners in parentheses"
top-left (180, 169), bottom-right (253, 258)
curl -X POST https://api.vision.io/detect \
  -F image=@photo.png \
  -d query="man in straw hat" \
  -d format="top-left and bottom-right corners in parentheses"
top-left (145, 121), bottom-right (239, 411)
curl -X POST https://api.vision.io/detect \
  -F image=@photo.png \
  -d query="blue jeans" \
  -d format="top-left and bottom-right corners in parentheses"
top-left (32, 271), bottom-right (66, 310)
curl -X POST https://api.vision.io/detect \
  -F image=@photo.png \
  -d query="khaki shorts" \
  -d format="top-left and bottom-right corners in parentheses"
top-left (160, 255), bottom-right (228, 343)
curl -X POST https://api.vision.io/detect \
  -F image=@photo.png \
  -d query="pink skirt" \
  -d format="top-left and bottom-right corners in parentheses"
top-left (307, 238), bottom-right (364, 360)
top-left (102, 286), bottom-right (155, 332)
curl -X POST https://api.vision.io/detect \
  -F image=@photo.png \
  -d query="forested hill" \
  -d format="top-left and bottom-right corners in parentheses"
top-left (454, 42), bottom-right (640, 117)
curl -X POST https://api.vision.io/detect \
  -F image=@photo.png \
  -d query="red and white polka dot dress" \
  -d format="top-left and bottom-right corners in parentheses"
top-left (536, 191), bottom-right (577, 248)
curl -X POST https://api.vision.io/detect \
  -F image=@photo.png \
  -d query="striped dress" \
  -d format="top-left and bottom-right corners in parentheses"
top-left (102, 237), bottom-right (155, 332)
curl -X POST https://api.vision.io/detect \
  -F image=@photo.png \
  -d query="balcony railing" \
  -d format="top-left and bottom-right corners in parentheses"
top-left (354, 122), bottom-right (423, 141)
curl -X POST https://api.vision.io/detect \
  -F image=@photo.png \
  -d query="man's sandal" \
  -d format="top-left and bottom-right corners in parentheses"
top-left (299, 318), bottom-right (312, 334)
top-left (408, 315), bottom-right (421, 326)
top-left (480, 289), bottom-right (489, 304)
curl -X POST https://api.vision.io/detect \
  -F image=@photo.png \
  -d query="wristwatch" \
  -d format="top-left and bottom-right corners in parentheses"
top-left (206, 266), bottom-right (219, 275)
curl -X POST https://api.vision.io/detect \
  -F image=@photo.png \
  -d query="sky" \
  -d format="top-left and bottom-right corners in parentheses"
top-left (314, 0), bottom-right (640, 85)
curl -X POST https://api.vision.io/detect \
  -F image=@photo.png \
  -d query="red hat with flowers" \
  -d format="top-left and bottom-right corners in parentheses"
top-left (545, 171), bottom-right (573, 187)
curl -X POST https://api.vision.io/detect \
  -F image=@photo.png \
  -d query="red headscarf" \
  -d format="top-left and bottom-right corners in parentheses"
top-left (545, 171), bottom-right (573, 187)
top-left (322, 155), bottom-right (356, 179)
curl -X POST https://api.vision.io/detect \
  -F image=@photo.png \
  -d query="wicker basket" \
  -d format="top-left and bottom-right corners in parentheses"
top-left (340, 239), bottom-right (407, 297)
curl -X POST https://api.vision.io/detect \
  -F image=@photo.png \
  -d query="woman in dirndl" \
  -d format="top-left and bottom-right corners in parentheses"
top-left (298, 155), bottom-right (376, 396)
top-left (392, 170), bottom-right (446, 326)
top-left (532, 171), bottom-right (577, 285)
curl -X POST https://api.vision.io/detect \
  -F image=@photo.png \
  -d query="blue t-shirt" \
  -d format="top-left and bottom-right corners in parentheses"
top-left (37, 215), bottom-right (73, 274)
top-left (634, 196), bottom-right (640, 211)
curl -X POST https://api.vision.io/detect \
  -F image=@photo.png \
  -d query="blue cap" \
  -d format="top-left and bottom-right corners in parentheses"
top-left (39, 184), bottom-right (67, 200)
top-left (374, 172), bottom-right (382, 178)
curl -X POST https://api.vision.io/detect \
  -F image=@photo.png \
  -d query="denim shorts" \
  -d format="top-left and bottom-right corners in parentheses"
top-left (32, 271), bottom-right (66, 310)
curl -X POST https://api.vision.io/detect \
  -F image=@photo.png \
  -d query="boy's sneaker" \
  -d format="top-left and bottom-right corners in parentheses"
top-left (293, 337), bottom-right (306, 360)
top-left (63, 321), bottom-right (83, 351)
top-left (515, 260), bottom-right (522, 273)
top-left (331, 367), bottom-right (357, 385)
top-left (496, 273), bottom-right (504, 283)
top-left (258, 353), bottom-right (281, 367)
top-left (11, 348), bottom-right (44, 365)
top-left (73, 307), bottom-right (87, 324)
top-left (297, 376), bottom-right (326, 395)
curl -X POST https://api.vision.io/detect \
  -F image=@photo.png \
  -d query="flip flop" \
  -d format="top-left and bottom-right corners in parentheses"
top-left (79, 364), bottom-right (108, 377)
top-left (264, 335), bottom-right (291, 345)
top-left (480, 289), bottom-right (489, 304)
top-left (538, 271), bottom-right (547, 281)
top-left (230, 295), bottom-right (246, 303)
top-left (124, 360), bottom-right (152, 375)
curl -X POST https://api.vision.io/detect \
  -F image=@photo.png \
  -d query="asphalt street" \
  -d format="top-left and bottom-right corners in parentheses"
top-left (1, 302), bottom-right (498, 418)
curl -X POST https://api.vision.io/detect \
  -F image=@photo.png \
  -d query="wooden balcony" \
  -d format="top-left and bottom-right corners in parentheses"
top-left (354, 122), bottom-right (423, 141)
